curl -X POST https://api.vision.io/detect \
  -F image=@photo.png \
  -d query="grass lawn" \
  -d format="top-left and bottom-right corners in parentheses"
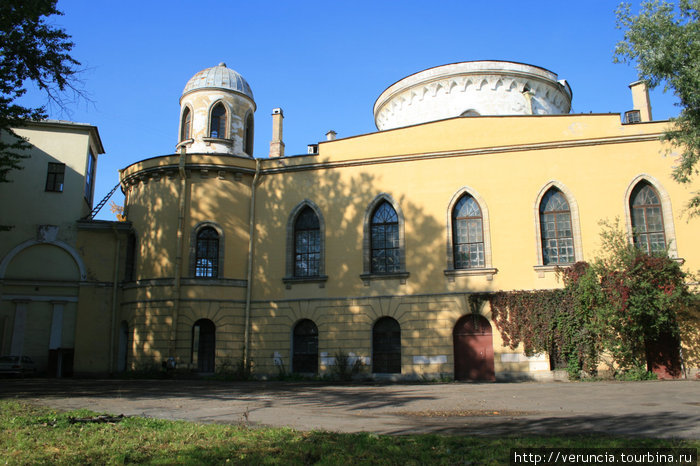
top-left (0, 399), bottom-right (697, 465)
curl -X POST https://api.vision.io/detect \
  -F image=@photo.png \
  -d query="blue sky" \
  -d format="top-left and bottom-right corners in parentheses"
top-left (20, 1), bottom-right (680, 220)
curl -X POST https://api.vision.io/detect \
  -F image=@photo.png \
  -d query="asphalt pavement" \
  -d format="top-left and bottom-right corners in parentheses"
top-left (1, 378), bottom-right (698, 438)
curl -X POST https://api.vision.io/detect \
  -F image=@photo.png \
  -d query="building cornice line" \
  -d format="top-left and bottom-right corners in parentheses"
top-left (120, 164), bottom-right (257, 186)
top-left (261, 133), bottom-right (664, 174)
top-left (120, 132), bottom-right (664, 182)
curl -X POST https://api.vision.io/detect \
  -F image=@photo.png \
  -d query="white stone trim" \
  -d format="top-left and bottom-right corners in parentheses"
top-left (413, 355), bottom-right (447, 364)
top-left (0, 239), bottom-right (87, 281)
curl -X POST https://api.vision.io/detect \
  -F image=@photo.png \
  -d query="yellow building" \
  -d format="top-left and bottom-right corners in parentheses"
top-left (4, 61), bottom-right (697, 380)
top-left (0, 120), bottom-right (109, 376)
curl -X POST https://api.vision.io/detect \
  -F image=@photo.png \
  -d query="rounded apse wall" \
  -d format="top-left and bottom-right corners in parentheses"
top-left (374, 61), bottom-right (572, 131)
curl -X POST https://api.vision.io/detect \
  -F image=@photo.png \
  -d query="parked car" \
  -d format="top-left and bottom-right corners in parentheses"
top-left (0, 355), bottom-right (36, 376)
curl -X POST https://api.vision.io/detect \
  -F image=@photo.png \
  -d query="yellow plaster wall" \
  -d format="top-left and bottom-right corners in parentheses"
top-left (118, 113), bottom-right (699, 379)
top-left (253, 117), bottom-right (696, 300)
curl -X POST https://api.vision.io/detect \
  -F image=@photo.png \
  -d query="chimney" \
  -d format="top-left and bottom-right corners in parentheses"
top-left (629, 81), bottom-right (652, 122)
top-left (326, 130), bottom-right (337, 141)
top-left (269, 108), bottom-right (285, 157)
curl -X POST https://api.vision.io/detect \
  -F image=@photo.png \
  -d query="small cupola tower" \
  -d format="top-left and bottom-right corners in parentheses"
top-left (177, 62), bottom-right (256, 157)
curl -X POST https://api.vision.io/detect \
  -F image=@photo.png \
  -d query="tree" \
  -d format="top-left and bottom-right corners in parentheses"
top-left (592, 220), bottom-right (691, 376)
top-left (0, 0), bottom-right (80, 183)
top-left (615, 0), bottom-right (700, 215)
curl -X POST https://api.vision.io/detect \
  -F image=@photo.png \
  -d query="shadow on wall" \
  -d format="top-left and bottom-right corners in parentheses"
top-left (254, 161), bottom-right (476, 296)
top-left (249, 158), bottom-right (498, 376)
top-left (122, 171), bottom-right (182, 368)
top-left (678, 298), bottom-right (700, 378)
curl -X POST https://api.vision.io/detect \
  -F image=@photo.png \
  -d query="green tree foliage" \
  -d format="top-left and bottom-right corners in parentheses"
top-left (591, 220), bottom-right (691, 373)
top-left (615, 0), bottom-right (700, 215)
top-left (491, 220), bottom-right (694, 379)
top-left (0, 0), bottom-right (79, 182)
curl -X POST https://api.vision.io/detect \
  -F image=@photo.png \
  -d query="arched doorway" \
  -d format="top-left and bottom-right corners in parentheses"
top-left (192, 319), bottom-right (215, 373)
top-left (453, 314), bottom-right (495, 381)
top-left (292, 319), bottom-right (318, 374)
top-left (372, 317), bottom-right (401, 373)
top-left (117, 321), bottom-right (129, 372)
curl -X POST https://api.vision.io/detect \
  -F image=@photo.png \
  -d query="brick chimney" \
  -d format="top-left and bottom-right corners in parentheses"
top-left (269, 108), bottom-right (285, 157)
top-left (629, 81), bottom-right (653, 122)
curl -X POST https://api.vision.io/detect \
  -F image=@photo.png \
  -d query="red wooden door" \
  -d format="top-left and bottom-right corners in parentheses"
top-left (646, 332), bottom-right (681, 379)
top-left (453, 314), bottom-right (495, 381)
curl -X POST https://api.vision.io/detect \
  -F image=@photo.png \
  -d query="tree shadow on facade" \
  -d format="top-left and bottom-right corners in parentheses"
top-left (250, 159), bottom-right (489, 377)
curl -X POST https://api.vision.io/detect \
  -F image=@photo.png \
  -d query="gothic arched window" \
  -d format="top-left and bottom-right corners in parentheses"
top-left (539, 188), bottom-right (574, 265)
top-left (244, 112), bottom-right (254, 155)
top-left (630, 181), bottom-right (666, 253)
top-left (294, 206), bottom-right (321, 277)
top-left (209, 102), bottom-right (227, 138)
top-left (452, 194), bottom-right (484, 268)
top-left (181, 107), bottom-right (192, 141)
top-left (370, 201), bottom-right (400, 273)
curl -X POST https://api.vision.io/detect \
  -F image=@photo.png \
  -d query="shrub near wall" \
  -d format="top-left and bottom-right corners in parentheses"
top-left (491, 223), bottom-right (697, 379)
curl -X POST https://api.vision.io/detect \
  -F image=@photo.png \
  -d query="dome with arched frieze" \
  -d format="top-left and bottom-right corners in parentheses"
top-left (373, 61), bottom-right (572, 130)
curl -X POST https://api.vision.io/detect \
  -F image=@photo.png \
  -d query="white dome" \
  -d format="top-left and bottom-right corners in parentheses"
top-left (182, 62), bottom-right (254, 101)
top-left (374, 61), bottom-right (572, 130)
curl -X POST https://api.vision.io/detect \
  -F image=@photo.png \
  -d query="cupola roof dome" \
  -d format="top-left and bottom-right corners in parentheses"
top-left (182, 62), bottom-right (254, 100)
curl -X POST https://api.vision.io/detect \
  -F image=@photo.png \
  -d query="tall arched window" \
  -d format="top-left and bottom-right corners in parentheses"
top-left (452, 194), bottom-right (484, 268)
top-left (195, 227), bottom-right (219, 278)
top-left (539, 188), bottom-right (574, 264)
top-left (294, 206), bottom-right (320, 277)
top-left (209, 102), bottom-right (227, 138)
top-left (630, 181), bottom-right (666, 253)
top-left (370, 201), bottom-right (400, 273)
top-left (244, 112), bottom-right (254, 155)
top-left (292, 319), bottom-right (318, 374)
top-left (372, 317), bottom-right (401, 373)
top-left (181, 107), bottom-right (192, 141)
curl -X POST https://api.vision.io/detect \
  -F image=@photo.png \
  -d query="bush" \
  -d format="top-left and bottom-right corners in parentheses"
top-left (490, 219), bottom-right (695, 380)
top-left (330, 352), bottom-right (365, 381)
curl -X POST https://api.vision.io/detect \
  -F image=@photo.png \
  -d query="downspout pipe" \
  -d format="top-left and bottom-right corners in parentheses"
top-left (243, 158), bottom-right (261, 370)
top-left (170, 146), bottom-right (188, 359)
top-left (109, 226), bottom-right (121, 374)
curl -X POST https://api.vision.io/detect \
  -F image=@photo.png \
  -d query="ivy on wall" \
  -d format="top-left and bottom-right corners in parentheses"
top-left (490, 221), bottom-right (697, 379)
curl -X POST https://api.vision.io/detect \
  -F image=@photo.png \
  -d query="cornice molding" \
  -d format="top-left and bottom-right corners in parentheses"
top-left (261, 133), bottom-right (664, 175)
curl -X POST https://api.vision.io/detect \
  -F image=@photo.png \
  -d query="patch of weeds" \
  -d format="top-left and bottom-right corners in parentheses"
top-left (206, 356), bottom-right (253, 381)
top-left (418, 373), bottom-right (454, 383)
top-left (330, 351), bottom-right (366, 381)
top-left (614, 366), bottom-right (658, 381)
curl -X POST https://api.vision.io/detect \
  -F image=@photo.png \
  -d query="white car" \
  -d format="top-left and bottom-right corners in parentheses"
top-left (0, 355), bottom-right (36, 376)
